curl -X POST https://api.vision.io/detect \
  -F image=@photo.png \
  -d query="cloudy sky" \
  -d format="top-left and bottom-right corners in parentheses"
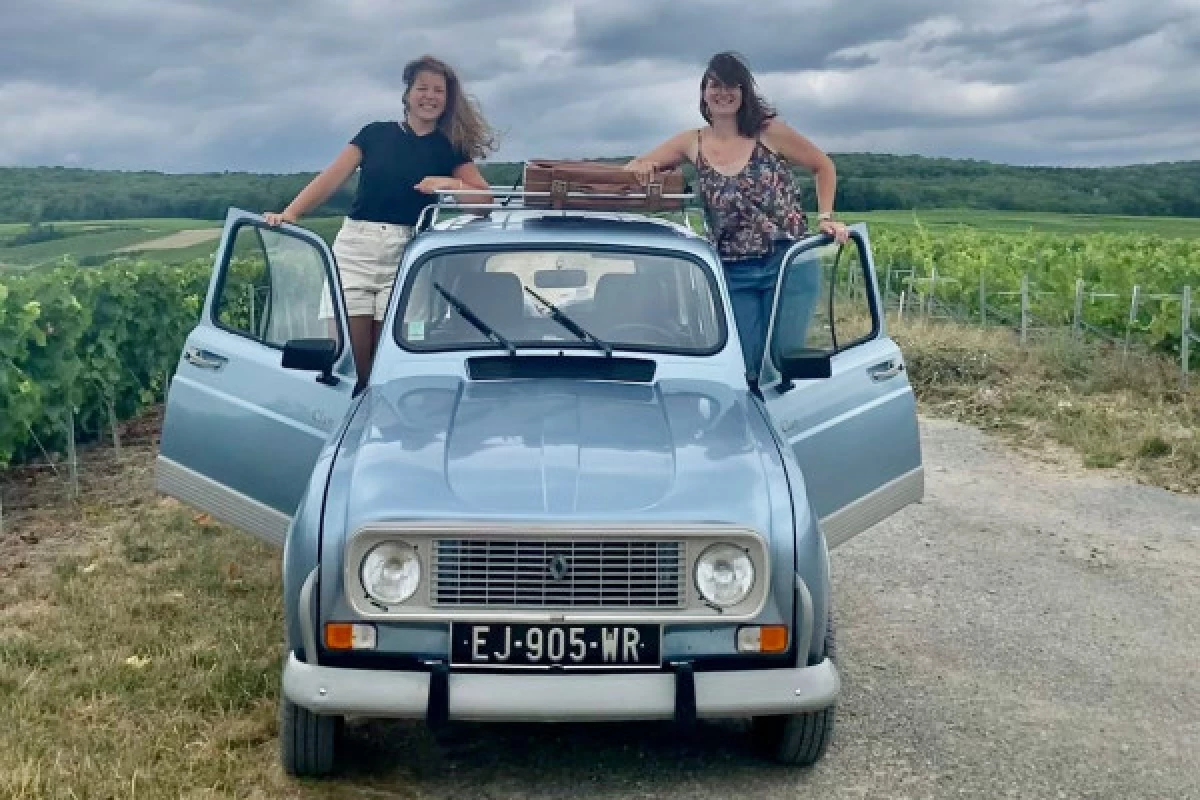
top-left (2, 0), bottom-right (1198, 173)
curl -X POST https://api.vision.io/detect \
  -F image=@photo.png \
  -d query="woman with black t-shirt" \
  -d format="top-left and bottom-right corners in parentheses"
top-left (266, 54), bottom-right (496, 385)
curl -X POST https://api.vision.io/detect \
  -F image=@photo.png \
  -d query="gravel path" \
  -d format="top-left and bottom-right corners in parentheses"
top-left (328, 416), bottom-right (1200, 799)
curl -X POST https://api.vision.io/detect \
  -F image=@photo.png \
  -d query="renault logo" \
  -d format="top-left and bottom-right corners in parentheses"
top-left (547, 554), bottom-right (570, 581)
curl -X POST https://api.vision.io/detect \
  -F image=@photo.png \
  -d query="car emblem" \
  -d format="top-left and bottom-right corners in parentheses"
top-left (547, 554), bottom-right (570, 581)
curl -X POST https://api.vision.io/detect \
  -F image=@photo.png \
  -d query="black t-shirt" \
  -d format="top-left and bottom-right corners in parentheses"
top-left (347, 121), bottom-right (469, 225)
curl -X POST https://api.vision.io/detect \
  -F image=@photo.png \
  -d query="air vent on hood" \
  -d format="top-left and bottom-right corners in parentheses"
top-left (466, 355), bottom-right (656, 382)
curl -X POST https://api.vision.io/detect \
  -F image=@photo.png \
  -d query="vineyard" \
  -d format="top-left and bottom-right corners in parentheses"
top-left (0, 259), bottom-right (211, 467)
top-left (1, 221), bottom-right (1199, 469)
top-left (870, 224), bottom-right (1200, 354)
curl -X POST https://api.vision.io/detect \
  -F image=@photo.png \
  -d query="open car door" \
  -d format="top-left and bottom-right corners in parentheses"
top-left (156, 209), bottom-right (358, 546)
top-left (759, 225), bottom-right (923, 548)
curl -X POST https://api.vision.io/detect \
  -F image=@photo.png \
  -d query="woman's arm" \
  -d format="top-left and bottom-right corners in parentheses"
top-left (762, 120), bottom-right (848, 241)
top-left (265, 144), bottom-right (362, 226)
top-left (623, 130), bottom-right (694, 183)
top-left (414, 161), bottom-right (494, 207)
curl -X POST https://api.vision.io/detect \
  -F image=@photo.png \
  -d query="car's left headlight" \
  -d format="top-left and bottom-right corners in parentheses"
top-left (694, 543), bottom-right (755, 608)
top-left (361, 542), bottom-right (421, 605)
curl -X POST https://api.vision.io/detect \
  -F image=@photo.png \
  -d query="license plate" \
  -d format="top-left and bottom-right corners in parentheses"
top-left (450, 623), bottom-right (661, 668)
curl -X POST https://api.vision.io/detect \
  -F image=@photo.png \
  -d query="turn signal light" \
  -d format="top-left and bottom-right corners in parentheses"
top-left (737, 625), bottom-right (788, 654)
top-left (325, 622), bottom-right (377, 650)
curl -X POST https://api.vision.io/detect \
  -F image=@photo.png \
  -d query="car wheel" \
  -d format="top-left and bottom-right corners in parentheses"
top-left (280, 697), bottom-right (342, 777)
top-left (751, 614), bottom-right (837, 767)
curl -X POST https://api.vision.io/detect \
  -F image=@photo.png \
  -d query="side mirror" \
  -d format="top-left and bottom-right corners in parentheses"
top-left (778, 348), bottom-right (832, 382)
top-left (282, 338), bottom-right (339, 387)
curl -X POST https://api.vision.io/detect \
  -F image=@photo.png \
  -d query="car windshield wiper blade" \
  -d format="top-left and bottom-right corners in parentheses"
top-left (433, 282), bottom-right (516, 356)
top-left (524, 286), bottom-right (613, 357)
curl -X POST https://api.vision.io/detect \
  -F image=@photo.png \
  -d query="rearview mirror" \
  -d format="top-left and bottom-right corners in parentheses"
top-left (534, 268), bottom-right (588, 289)
top-left (778, 348), bottom-right (832, 382)
top-left (282, 338), bottom-right (339, 386)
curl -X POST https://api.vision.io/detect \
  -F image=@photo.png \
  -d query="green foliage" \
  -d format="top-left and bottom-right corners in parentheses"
top-left (2, 156), bottom-right (1200, 224)
top-left (0, 258), bottom-right (210, 466)
top-left (4, 221), bottom-right (66, 247)
top-left (871, 225), bottom-right (1200, 353)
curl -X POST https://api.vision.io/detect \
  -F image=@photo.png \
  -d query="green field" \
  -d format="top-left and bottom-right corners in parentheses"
top-left (3, 210), bottom-right (1199, 272)
top-left (847, 209), bottom-right (1200, 237)
top-left (0, 217), bottom-right (344, 269)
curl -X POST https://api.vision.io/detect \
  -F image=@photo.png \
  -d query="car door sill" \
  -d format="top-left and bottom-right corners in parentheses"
top-left (820, 465), bottom-right (924, 549)
top-left (155, 455), bottom-right (290, 546)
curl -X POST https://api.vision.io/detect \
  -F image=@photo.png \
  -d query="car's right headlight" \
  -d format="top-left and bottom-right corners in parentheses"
top-left (361, 542), bottom-right (421, 605)
top-left (694, 543), bottom-right (755, 608)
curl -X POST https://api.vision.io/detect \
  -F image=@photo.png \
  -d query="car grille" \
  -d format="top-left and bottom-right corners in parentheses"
top-left (431, 539), bottom-right (686, 609)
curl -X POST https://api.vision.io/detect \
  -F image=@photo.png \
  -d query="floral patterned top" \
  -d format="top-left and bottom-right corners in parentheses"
top-left (694, 129), bottom-right (807, 262)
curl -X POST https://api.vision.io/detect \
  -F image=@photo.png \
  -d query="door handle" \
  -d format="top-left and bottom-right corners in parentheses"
top-left (184, 347), bottom-right (228, 370)
top-left (868, 359), bottom-right (904, 382)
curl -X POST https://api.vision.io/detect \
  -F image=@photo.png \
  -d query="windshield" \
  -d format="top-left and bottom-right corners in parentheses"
top-left (394, 248), bottom-right (725, 354)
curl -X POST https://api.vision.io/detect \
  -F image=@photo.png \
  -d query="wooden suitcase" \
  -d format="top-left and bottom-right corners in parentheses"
top-left (522, 159), bottom-right (686, 211)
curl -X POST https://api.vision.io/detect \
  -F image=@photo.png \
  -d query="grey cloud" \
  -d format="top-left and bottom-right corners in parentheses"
top-left (925, 5), bottom-right (1190, 67)
top-left (824, 53), bottom-right (880, 71)
top-left (569, 0), bottom-right (951, 72)
top-left (0, 0), bottom-right (1198, 171)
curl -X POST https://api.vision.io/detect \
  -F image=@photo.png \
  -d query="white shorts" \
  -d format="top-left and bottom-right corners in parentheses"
top-left (327, 217), bottom-right (414, 321)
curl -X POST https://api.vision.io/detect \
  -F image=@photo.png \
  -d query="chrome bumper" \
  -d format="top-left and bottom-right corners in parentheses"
top-left (282, 653), bottom-right (840, 722)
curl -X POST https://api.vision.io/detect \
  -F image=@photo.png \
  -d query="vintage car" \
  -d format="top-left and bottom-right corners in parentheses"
top-left (155, 193), bottom-right (923, 777)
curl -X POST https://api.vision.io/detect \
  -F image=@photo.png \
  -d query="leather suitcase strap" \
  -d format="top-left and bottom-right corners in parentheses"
top-left (524, 160), bottom-right (682, 211)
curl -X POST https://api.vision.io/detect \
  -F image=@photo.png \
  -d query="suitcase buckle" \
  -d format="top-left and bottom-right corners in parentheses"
top-left (646, 181), bottom-right (663, 211)
top-left (550, 179), bottom-right (568, 210)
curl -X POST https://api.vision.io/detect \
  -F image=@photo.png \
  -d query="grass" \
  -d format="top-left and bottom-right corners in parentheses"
top-left (893, 320), bottom-right (1199, 493)
top-left (0, 473), bottom-right (292, 795)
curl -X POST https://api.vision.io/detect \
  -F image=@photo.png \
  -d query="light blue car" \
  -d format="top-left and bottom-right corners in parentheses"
top-left (156, 201), bottom-right (923, 778)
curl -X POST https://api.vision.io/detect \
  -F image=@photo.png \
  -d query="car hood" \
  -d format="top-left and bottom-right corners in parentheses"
top-left (329, 376), bottom-right (782, 532)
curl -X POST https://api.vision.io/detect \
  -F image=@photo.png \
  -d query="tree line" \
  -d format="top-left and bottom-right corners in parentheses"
top-left (2, 155), bottom-right (1198, 223)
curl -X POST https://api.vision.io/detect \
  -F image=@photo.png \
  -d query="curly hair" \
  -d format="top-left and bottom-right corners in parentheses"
top-left (402, 55), bottom-right (498, 160)
top-left (699, 51), bottom-right (777, 137)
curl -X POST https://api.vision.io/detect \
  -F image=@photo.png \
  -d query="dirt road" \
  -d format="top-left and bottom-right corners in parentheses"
top-left (329, 417), bottom-right (1200, 799)
top-left (114, 228), bottom-right (219, 252)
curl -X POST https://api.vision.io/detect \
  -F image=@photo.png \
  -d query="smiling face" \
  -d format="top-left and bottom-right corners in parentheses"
top-left (406, 69), bottom-right (448, 125)
top-left (703, 76), bottom-right (743, 118)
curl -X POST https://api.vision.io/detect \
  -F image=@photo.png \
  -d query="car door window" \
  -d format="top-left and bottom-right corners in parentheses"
top-left (761, 235), bottom-right (878, 386)
top-left (213, 223), bottom-right (340, 348)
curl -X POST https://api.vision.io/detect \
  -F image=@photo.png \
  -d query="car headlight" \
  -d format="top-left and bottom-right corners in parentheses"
top-left (361, 542), bottom-right (421, 605)
top-left (694, 543), bottom-right (755, 608)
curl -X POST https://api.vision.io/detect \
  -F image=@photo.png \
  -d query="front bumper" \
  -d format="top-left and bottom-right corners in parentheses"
top-left (282, 653), bottom-right (839, 721)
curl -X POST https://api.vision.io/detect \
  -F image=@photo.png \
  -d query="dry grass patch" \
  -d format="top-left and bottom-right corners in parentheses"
top-left (894, 320), bottom-right (1199, 493)
top-left (0, 442), bottom-right (357, 798)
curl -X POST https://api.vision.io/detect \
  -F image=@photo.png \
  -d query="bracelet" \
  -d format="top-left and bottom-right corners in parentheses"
top-left (817, 211), bottom-right (834, 222)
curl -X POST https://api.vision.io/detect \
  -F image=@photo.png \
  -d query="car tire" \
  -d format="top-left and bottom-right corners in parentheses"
top-left (279, 697), bottom-right (342, 778)
top-left (751, 614), bottom-right (837, 767)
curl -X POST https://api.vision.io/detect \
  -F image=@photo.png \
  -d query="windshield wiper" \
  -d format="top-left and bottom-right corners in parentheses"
top-left (524, 286), bottom-right (613, 357)
top-left (433, 282), bottom-right (516, 356)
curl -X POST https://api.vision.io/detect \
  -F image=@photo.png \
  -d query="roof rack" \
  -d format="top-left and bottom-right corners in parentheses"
top-left (415, 186), bottom-right (708, 237)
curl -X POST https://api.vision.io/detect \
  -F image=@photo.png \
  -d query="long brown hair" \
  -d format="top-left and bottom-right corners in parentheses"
top-left (402, 55), bottom-right (498, 160)
top-left (699, 51), bottom-right (777, 137)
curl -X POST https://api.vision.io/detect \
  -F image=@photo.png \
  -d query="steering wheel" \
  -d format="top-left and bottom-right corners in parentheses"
top-left (607, 322), bottom-right (676, 342)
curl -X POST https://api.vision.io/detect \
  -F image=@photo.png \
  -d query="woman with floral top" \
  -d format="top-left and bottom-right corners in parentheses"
top-left (625, 51), bottom-right (848, 376)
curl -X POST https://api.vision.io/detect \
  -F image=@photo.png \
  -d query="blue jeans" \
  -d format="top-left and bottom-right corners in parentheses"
top-left (723, 241), bottom-right (820, 377)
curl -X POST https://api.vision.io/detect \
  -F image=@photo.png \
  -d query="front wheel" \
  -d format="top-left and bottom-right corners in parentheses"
top-left (751, 615), bottom-right (837, 766)
top-left (279, 697), bottom-right (343, 778)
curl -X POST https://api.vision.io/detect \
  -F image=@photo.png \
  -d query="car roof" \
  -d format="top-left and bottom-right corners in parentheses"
top-left (403, 209), bottom-right (715, 262)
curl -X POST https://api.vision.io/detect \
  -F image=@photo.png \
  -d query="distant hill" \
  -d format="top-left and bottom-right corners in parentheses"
top-left (1, 155), bottom-right (1197, 223)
